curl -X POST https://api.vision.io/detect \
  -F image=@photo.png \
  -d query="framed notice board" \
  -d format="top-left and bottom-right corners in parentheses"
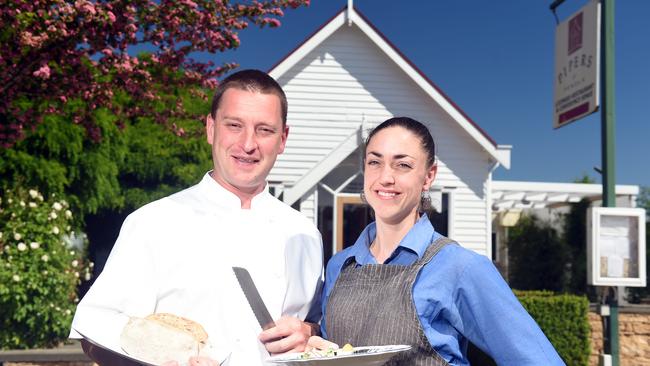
top-left (587, 207), bottom-right (646, 287)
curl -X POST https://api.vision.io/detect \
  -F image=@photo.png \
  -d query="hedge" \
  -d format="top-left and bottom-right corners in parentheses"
top-left (516, 290), bottom-right (591, 366)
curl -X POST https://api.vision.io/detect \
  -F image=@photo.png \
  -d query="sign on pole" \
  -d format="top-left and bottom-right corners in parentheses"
top-left (553, 0), bottom-right (600, 129)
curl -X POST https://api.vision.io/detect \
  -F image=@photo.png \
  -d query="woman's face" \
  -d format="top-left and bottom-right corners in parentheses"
top-left (363, 126), bottom-right (437, 225)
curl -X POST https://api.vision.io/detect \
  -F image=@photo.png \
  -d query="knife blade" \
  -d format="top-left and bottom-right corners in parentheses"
top-left (232, 266), bottom-right (276, 331)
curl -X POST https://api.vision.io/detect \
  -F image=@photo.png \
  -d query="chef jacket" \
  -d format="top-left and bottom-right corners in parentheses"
top-left (70, 173), bottom-right (323, 365)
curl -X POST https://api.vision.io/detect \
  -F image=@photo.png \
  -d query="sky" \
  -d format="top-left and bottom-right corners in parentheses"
top-left (211, 0), bottom-right (650, 189)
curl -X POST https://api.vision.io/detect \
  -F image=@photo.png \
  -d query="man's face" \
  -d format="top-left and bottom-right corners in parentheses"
top-left (206, 88), bottom-right (288, 198)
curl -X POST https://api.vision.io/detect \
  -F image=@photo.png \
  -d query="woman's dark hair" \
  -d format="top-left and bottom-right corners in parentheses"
top-left (364, 117), bottom-right (436, 168)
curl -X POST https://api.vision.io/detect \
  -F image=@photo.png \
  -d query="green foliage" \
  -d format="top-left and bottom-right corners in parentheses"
top-left (0, 90), bottom-right (212, 219)
top-left (562, 198), bottom-right (594, 296)
top-left (0, 109), bottom-right (126, 218)
top-left (508, 215), bottom-right (569, 291)
top-left (515, 291), bottom-right (591, 366)
top-left (0, 187), bottom-right (91, 349)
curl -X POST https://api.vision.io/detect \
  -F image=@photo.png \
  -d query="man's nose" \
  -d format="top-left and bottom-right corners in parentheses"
top-left (241, 128), bottom-right (257, 153)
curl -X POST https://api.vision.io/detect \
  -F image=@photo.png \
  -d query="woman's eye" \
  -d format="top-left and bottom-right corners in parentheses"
top-left (367, 160), bottom-right (380, 166)
top-left (397, 162), bottom-right (413, 169)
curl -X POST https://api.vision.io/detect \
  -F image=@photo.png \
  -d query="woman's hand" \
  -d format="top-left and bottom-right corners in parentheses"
top-left (305, 336), bottom-right (339, 352)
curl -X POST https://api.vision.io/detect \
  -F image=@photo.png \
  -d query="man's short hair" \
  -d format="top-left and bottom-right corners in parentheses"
top-left (210, 69), bottom-right (288, 125)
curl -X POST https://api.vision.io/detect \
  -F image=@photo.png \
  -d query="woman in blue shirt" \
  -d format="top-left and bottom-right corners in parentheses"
top-left (308, 117), bottom-right (564, 365)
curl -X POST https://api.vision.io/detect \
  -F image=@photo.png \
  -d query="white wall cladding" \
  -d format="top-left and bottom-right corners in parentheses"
top-left (299, 187), bottom-right (317, 223)
top-left (269, 24), bottom-right (496, 255)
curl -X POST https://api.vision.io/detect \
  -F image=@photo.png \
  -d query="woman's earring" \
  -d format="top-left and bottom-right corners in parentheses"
top-left (420, 190), bottom-right (431, 211)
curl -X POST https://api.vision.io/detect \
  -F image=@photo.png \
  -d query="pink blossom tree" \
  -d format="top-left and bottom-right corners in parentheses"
top-left (0, 0), bottom-right (309, 147)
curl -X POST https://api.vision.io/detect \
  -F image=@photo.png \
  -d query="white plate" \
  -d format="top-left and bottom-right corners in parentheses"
top-left (77, 330), bottom-right (230, 366)
top-left (267, 345), bottom-right (411, 366)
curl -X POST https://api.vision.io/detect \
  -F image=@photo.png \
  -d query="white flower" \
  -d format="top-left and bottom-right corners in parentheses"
top-left (30, 242), bottom-right (40, 249)
top-left (52, 226), bottom-right (60, 235)
top-left (19, 200), bottom-right (25, 207)
top-left (89, 262), bottom-right (94, 268)
top-left (7, 198), bottom-right (12, 204)
top-left (0, 232), bottom-right (3, 239)
top-left (66, 309), bottom-right (72, 315)
top-left (50, 211), bottom-right (58, 219)
top-left (74, 272), bottom-right (80, 278)
top-left (53, 202), bottom-right (63, 211)
top-left (37, 194), bottom-right (44, 201)
top-left (71, 259), bottom-right (79, 267)
top-left (29, 189), bottom-right (38, 198)
top-left (84, 272), bottom-right (91, 281)
top-left (41, 254), bottom-right (49, 262)
top-left (42, 270), bottom-right (48, 275)
top-left (65, 210), bottom-right (72, 219)
top-left (14, 233), bottom-right (21, 241)
top-left (28, 201), bottom-right (37, 208)
top-left (69, 250), bottom-right (75, 255)
top-left (17, 242), bottom-right (27, 251)
top-left (12, 275), bottom-right (20, 282)
top-left (50, 303), bottom-right (54, 308)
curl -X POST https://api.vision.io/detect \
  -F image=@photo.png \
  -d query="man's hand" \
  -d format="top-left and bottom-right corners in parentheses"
top-left (305, 336), bottom-right (339, 353)
top-left (258, 316), bottom-right (319, 355)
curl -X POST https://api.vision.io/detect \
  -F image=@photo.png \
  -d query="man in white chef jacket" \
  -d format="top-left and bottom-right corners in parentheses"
top-left (70, 69), bottom-right (323, 366)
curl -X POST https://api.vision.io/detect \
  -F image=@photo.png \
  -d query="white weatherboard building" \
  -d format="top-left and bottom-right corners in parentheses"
top-left (265, 6), bottom-right (639, 264)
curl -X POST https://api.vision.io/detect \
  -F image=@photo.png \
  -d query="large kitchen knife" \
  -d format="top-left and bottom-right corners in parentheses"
top-left (232, 267), bottom-right (276, 331)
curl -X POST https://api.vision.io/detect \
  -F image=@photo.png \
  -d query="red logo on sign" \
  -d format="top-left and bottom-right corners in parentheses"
top-left (568, 12), bottom-right (583, 55)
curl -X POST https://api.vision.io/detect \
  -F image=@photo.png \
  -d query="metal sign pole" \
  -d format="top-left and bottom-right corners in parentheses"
top-left (601, 0), bottom-right (618, 365)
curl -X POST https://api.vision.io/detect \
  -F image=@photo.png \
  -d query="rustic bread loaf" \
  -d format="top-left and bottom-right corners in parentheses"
top-left (145, 313), bottom-right (208, 344)
top-left (120, 313), bottom-right (208, 365)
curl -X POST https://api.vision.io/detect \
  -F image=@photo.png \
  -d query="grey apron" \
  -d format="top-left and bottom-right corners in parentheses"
top-left (325, 236), bottom-right (455, 366)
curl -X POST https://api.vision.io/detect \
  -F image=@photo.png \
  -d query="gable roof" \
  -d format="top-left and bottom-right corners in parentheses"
top-left (269, 5), bottom-right (511, 169)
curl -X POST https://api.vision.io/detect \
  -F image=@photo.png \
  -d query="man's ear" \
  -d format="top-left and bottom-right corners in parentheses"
top-left (206, 114), bottom-right (215, 145)
top-left (278, 125), bottom-right (289, 154)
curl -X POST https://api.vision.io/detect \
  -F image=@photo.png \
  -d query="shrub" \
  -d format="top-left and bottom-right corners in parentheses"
top-left (0, 187), bottom-right (91, 349)
top-left (516, 291), bottom-right (591, 366)
top-left (508, 214), bottom-right (569, 291)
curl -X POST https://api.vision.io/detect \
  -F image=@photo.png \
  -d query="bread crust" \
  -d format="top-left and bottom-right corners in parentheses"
top-left (145, 313), bottom-right (208, 344)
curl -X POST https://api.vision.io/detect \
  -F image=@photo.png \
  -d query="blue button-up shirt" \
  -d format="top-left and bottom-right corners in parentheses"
top-left (321, 215), bottom-right (565, 365)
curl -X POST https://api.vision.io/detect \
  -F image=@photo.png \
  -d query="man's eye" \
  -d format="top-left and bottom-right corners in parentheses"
top-left (258, 127), bottom-right (275, 134)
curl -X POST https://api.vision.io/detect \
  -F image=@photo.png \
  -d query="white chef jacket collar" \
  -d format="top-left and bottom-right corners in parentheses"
top-left (199, 171), bottom-right (272, 210)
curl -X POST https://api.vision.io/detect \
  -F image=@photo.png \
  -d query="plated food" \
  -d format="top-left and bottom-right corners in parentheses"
top-left (300, 343), bottom-right (355, 359)
top-left (268, 344), bottom-right (411, 366)
top-left (120, 313), bottom-right (211, 365)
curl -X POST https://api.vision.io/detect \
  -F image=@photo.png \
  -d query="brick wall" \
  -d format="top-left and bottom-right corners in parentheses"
top-left (589, 311), bottom-right (650, 366)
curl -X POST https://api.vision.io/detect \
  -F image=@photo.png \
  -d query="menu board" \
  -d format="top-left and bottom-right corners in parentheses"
top-left (588, 207), bottom-right (646, 287)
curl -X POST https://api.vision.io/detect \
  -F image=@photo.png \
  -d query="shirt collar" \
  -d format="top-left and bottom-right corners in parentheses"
top-left (197, 172), bottom-right (272, 210)
top-left (344, 214), bottom-right (439, 264)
